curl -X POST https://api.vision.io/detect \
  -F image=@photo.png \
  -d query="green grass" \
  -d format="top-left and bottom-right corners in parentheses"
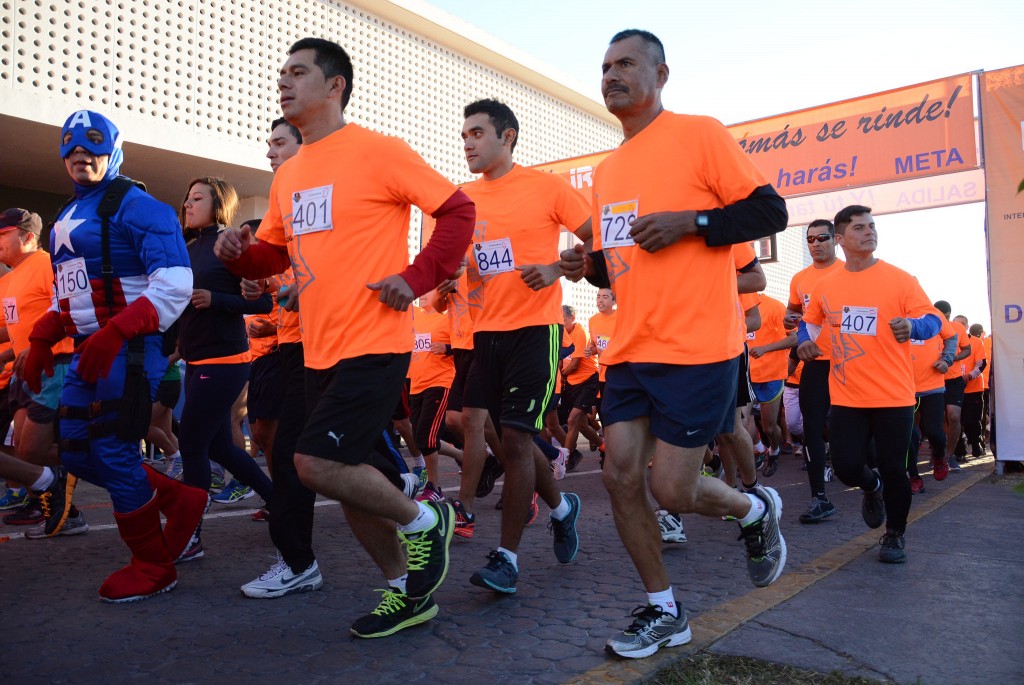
top-left (646, 652), bottom-right (893, 685)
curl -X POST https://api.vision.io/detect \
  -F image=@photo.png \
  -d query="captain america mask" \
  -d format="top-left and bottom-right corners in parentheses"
top-left (60, 110), bottom-right (123, 180)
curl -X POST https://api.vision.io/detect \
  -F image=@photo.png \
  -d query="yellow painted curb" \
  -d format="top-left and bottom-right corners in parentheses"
top-left (564, 464), bottom-right (991, 685)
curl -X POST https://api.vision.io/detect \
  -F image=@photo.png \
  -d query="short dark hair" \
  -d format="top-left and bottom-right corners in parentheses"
top-left (562, 305), bottom-right (576, 318)
top-left (807, 219), bottom-right (834, 235)
top-left (464, 99), bottom-right (519, 153)
top-left (833, 205), bottom-right (872, 233)
top-left (610, 29), bottom-right (666, 65)
top-left (288, 38), bottom-right (354, 111)
top-left (934, 300), bottom-right (951, 316)
top-left (271, 117), bottom-right (302, 144)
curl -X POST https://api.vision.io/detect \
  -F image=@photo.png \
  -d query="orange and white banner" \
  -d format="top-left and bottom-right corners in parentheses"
top-left (981, 65), bottom-right (1024, 461)
top-left (534, 75), bottom-right (980, 225)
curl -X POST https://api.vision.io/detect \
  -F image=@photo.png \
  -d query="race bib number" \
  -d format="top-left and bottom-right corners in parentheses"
top-left (2, 297), bottom-right (17, 324)
top-left (747, 331), bottom-right (757, 340)
top-left (473, 238), bottom-right (514, 275)
top-left (840, 306), bottom-right (878, 337)
top-left (55, 258), bottom-right (93, 300)
top-left (290, 185), bottom-right (333, 236)
top-left (910, 338), bottom-right (926, 346)
top-left (600, 200), bottom-right (638, 249)
top-left (595, 335), bottom-right (610, 351)
top-left (414, 333), bottom-right (432, 352)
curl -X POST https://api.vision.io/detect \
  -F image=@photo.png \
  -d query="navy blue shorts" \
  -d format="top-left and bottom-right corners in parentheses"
top-left (602, 356), bottom-right (740, 448)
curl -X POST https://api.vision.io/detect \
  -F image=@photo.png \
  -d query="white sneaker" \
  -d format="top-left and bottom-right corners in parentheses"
top-left (241, 558), bottom-right (323, 598)
top-left (551, 448), bottom-right (568, 480)
top-left (657, 510), bottom-right (687, 543)
top-left (400, 472), bottom-right (423, 499)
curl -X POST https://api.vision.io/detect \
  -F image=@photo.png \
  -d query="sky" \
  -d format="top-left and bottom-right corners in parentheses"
top-left (427, 0), bottom-right (1023, 330)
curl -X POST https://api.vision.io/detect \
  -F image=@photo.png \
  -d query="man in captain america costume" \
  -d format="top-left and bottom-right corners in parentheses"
top-left (24, 110), bottom-right (209, 602)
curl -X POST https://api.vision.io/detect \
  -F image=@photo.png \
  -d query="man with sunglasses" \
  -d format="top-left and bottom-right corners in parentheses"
top-left (786, 219), bottom-right (844, 524)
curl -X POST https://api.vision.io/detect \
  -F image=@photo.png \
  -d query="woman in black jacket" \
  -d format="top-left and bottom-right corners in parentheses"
top-left (175, 176), bottom-right (273, 560)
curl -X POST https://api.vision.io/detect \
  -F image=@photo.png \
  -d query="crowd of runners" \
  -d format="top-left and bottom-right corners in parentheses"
top-left (0, 30), bottom-right (993, 658)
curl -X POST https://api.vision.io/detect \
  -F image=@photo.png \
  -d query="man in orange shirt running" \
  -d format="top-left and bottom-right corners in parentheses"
top-left (560, 30), bottom-right (787, 659)
top-left (587, 287), bottom-right (617, 438)
top-left (799, 205), bottom-right (942, 564)
top-left (933, 301), bottom-right (971, 474)
top-left (455, 98), bottom-right (589, 595)
top-left (561, 304), bottom-right (600, 471)
top-left (215, 38), bottom-right (474, 637)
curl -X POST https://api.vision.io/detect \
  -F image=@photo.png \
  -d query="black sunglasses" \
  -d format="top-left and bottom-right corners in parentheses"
top-left (806, 234), bottom-right (833, 244)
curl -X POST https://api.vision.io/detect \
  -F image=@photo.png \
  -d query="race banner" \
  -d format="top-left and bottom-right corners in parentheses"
top-left (980, 65), bottom-right (1024, 461)
top-left (534, 74), bottom-right (980, 224)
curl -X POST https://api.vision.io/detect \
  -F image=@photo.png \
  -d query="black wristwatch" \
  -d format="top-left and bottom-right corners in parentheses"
top-left (695, 213), bottom-right (710, 237)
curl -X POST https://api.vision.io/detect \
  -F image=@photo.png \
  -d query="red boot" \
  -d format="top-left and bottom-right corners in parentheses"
top-left (142, 463), bottom-right (210, 559)
top-left (99, 495), bottom-right (177, 602)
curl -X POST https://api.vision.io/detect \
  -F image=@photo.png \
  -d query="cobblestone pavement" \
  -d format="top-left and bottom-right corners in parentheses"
top-left (1, 447), bottom-right (1008, 684)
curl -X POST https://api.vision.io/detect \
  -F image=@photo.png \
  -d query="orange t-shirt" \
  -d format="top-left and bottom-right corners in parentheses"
top-left (786, 359), bottom-right (803, 386)
top-left (246, 313), bottom-right (278, 359)
top-left (408, 307), bottom-right (455, 394)
top-left (2, 251), bottom-right (74, 357)
top-left (442, 269), bottom-right (474, 351)
top-left (788, 259), bottom-right (845, 362)
top-left (593, 112), bottom-right (764, 365)
top-left (910, 315), bottom-right (955, 394)
top-left (965, 335), bottom-right (988, 393)
top-left (462, 164), bottom-right (589, 333)
top-left (982, 335), bottom-right (992, 388)
top-left (748, 295), bottom-right (791, 383)
top-left (943, 321), bottom-right (971, 381)
top-left (563, 323), bottom-right (598, 385)
top-left (275, 268), bottom-right (302, 345)
top-left (803, 260), bottom-right (937, 408)
top-left (588, 310), bottom-right (617, 382)
top-left (259, 124), bottom-right (458, 369)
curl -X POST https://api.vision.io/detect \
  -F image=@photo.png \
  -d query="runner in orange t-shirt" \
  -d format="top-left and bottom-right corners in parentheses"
top-left (560, 305), bottom-right (601, 472)
top-left (455, 99), bottom-right (591, 594)
top-left (408, 301), bottom-right (460, 498)
top-left (799, 205), bottom-right (942, 564)
top-left (587, 287), bottom-right (617, 457)
top-left (961, 323), bottom-right (988, 459)
top-left (748, 295), bottom-right (796, 466)
top-left (932, 301), bottom-right (971, 470)
top-left (787, 218), bottom-right (845, 524)
top-left (557, 31), bottom-right (787, 659)
top-left (215, 38), bottom-right (474, 636)
top-left (907, 314), bottom-right (957, 488)
top-left (0, 213), bottom-right (80, 533)
top-left (0, 210), bottom-right (85, 535)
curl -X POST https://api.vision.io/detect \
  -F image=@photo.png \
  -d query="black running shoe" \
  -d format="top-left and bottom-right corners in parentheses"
top-left (878, 531), bottom-right (906, 563)
top-left (350, 588), bottom-right (438, 638)
top-left (798, 497), bottom-right (836, 524)
top-left (566, 449), bottom-right (584, 472)
top-left (401, 500), bottom-right (454, 599)
top-left (31, 468), bottom-right (77, 538)
top-left (476, 454), bottom-right (504, 498)
top-left (549, 493), bottom-right (581, 563)
top-left (861, 476), bottom-right (885, 529)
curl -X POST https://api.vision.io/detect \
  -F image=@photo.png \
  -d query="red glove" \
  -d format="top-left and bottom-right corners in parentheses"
top-left (24, 311), bottom-right (66, 393)
top-left (75, 296), bottom-right (160, 383)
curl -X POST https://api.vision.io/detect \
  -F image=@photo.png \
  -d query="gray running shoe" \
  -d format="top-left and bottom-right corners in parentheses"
top-left (27, 507), bottom-right (88, 539)
top-left (549, 492), bottom-right (581, 563)
top-left (469, 549), bottom-right (519, 594)
top-left (878, 531), bottom-right (906, 563)
top-left (798, 497), bottom-right (837, 524)
top-left (947, 457), bottom-right (962, 472)
top-left (737, 485), bottom-right (787, 587)
top-left (605, 604), bottom-right (691, 659)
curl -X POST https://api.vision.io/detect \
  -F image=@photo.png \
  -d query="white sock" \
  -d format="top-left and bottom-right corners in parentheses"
top-left (549, 494), bottom-right (571, 520)
top-left (413, 455), bottom-right (426, 468)
top-left (30, 467), bottom-right (55, 492)
top-left (738, 492), bottom-right (766, 526)
top-left (388, 574), bottom-right (408, 593)
top-left (753, 440), bottom-right (766, 452)
top-left (648, 587), bottom-right (679, 617)
top-left (497, 547), bottom-right (519, 570)
top-left (167, 450), bottom-right (181, 462)
top-left (397, 501), bottom-right (438, 534)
